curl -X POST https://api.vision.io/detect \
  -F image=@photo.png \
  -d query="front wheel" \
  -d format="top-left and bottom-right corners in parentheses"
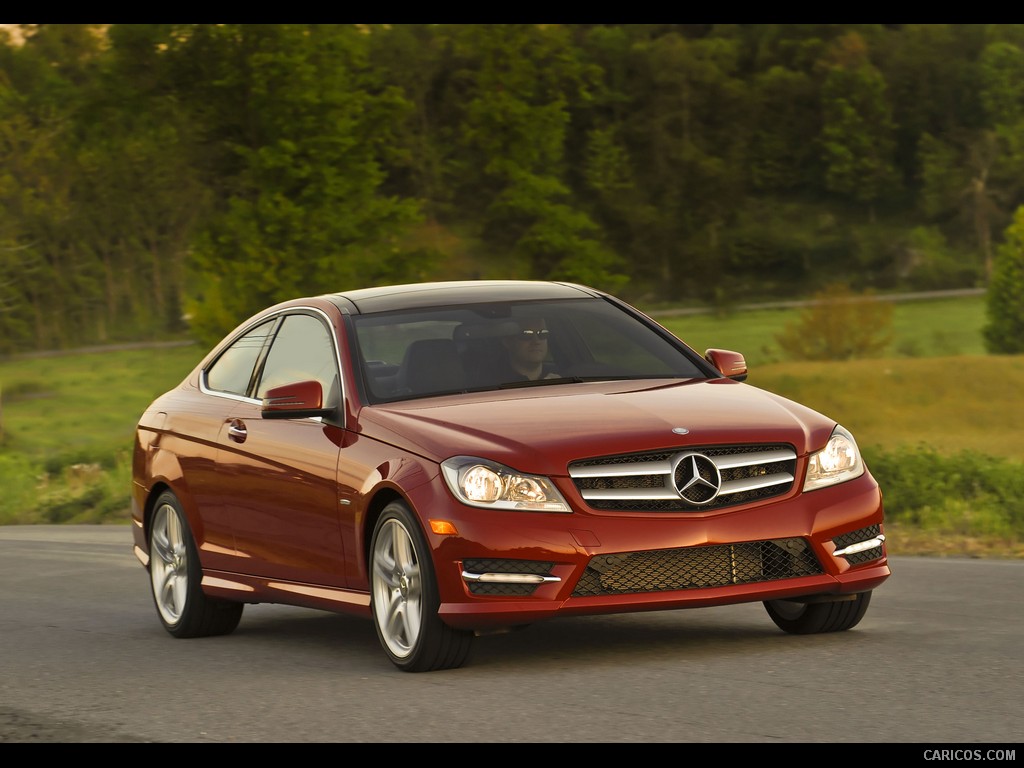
top-left (764, 591), bottom-right (872, 634)
top-left (370, 501), bottom-right (473, 672)
top-left (148, 490), bottom-right (243, 638)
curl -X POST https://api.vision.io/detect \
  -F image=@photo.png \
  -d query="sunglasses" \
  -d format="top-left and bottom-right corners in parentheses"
top-left (518, 329), bottom-right (550, 338)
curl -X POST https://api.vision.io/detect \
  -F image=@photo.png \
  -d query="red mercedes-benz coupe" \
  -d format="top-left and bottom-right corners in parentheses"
top-left (131, 280), bottom-right (890, 671)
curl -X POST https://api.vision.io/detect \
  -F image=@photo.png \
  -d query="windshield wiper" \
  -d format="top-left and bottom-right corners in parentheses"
top-left (497, 376), bottom-right (585, 389)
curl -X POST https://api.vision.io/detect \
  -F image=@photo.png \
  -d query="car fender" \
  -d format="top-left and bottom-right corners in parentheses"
top-left (132, 429), bottom-right (203, 562)
top-left (347, 452), bottom-right (442, 589)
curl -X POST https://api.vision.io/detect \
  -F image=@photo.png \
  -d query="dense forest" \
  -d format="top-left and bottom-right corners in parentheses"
top-left (2, 23), bottom-right (1024, 353)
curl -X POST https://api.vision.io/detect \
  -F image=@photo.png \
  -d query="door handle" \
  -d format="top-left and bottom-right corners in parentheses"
top-left (227, 419), bottom-right (247, 443)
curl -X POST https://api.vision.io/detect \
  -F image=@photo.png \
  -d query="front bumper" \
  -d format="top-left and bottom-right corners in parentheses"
top-left (410, 471), bottom-right (890, 631)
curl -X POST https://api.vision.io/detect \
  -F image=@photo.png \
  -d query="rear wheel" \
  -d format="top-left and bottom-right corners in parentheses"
top-left (370, 500), bottom-right (473, 672)
top-left (764, 591), bottom-right (872, 634)
top-left (148, 490), bottom-right (243, 638)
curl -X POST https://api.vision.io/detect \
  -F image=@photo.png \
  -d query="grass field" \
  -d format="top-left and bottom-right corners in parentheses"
top-left (655, 295), bottom-right (1024, 461)
top-left (0, 343), bottom-right (202, 458)
top-left (1, 293), bottom-right (1021, 557)
top-left (753, 356), bottom-right (1024, 462)
top-left (656, 293), bottom-right (988, 368)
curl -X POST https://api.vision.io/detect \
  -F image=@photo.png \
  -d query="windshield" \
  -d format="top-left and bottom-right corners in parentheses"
top-left (352, 297), bottom-right (710, 403)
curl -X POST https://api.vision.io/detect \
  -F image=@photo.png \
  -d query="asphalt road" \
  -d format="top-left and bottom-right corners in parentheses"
top-left (0, 524), bottom-right (1021, 745)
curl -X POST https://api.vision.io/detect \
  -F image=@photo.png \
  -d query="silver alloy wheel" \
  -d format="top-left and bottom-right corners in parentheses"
top-left (371, 517), bottom-right (423, 659)
top-left (150, 501), bottom-right (190, 626)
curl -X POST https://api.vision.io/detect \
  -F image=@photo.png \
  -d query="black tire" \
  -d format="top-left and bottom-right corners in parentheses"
top-left (764, 591), bottom-right (872, 634)
top-left (148, 490), bottom-right (243, 638)
top-left (370, 500), bottom-right (473, 672)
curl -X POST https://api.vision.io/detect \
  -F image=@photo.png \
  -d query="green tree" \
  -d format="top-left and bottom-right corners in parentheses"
top-left (573, 26), bottom-right (658, 294)
top-left (365, 24), bottom-right (453, 222)
top-left (978, 40), bottom-right (1024, 131)
top-left (0, 79), bottom-right (44, 352)
top-left (899, 225), bottom-right (978, 290)
top-left (983, 205), bottom-right (1024, 354)
top-left (0, 24), bottom-right (106, 350)
top-left (818, 32), bottom-right (898, 218)
top-left (748, 66), bottom-right (820, 192)
top-left (6, 23), bottom-right (1024, 354)
top-left (66, 24), bottom-right (211, 339)
top-left (592, 30), bottom-right (748, 298)
top-left (445, 24), bottom-right (626, 290)
top-left (874, 24), bottom-right (988, 190)
top-left (166, 25), bottom-right (425, 343)
top-left (918, 129), bottom-right (1003, 284)
top-left (976, 39), bottom-right (1024, 280)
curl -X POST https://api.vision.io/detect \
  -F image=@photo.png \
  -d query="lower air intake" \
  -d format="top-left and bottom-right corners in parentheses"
top-left (572, 538), bottom-right (823, 597)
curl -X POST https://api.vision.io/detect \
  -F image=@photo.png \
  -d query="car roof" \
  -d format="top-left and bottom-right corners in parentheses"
top-left (322, 280), bottom-right (604, 315)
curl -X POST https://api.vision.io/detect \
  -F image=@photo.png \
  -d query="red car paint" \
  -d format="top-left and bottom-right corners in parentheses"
top-left (132, 280), bottom-right (889, 672)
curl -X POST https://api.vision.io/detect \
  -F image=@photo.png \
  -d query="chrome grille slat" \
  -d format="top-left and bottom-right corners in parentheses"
top-left (713, 448), bottom-right (797, 468)
top-left (569, 460), bottom-right (673, 478)
top-left (582, 487), bottom-right (681, 500)
top-left (832, 524), bottom-right (885, 565)
top-left (720, 471), bottom-right (795, 494)
top-left (581, 471), bottom-right (796, 500)
top-left (570, 443), bottom-right (798, 512)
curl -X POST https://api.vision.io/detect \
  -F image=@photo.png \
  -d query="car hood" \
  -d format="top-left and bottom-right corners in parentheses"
top-left (355, 378), bottom-right (837, 475)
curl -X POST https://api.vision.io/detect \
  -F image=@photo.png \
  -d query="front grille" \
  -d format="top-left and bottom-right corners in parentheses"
top-left (569, 443), bottom-right (797, 512)
top-left (571, 538), bottom-right (823, 597)
top-left (462, 558), bottom-right (554, 596)
top-left (833, 524), bottom-right (884, 565)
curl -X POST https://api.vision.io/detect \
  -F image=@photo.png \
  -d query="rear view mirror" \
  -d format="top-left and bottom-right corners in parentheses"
top-left (261, 380), bottom-right (333, 419)
top-left (704, 348), bottom-right (748, 382)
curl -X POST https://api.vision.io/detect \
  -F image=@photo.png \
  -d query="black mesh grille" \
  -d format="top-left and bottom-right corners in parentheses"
top-left (463, 559), bottom-right (553, 574)
top-left (571, 538), bottom-right (823, 597)
top-left (462, 559), bottom-right (554, 597)
top-left (832, 524), bottom-right (884, 565)
top-left (468, 583), bottom-right (536, 596)
top-left (571, 443), bottom-right (797, 512)
top-left (573, 449), bottom-right (677, 466)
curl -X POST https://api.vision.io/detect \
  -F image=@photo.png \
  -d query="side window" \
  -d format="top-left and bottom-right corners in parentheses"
top-left (256, 313), bottom-right (339, 401)
top-left (205, 320), bottom-right (276, 396)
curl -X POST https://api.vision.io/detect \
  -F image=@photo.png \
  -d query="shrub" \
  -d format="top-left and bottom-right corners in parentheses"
top-left (865, 446), bottom-right (1024, 533)
top-left (0, 452), bottom-right (44, 524)
top-left (983, 205), bottom-right (1024, 354)
top-left (900, 226), bottom-right (981, 291)
top-left (775, 282), bottom-right (893, 360)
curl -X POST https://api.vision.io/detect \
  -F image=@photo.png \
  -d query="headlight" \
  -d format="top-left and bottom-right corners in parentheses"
top-left (441, 456), bottom-right (571, 512)
top-left (803, 425), bottom-right (865, 492)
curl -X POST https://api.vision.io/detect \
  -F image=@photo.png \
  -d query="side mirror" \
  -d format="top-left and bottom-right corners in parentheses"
top-left (704, 348), bottom-right (748, 382)
top-left (261, 380), bottom-right (334, 420)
